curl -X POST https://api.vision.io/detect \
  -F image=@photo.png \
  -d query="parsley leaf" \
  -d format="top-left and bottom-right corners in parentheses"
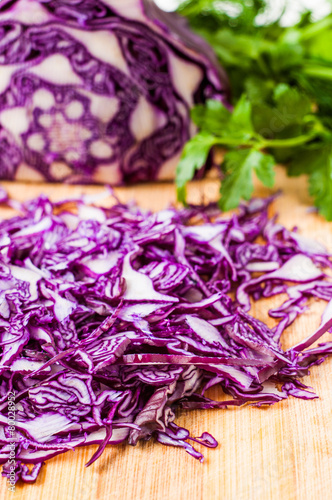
top-left (308, 146), bottom-right (332, 220)
top-left (290, 143), bottom-right (332, 220)
top-left (176, 132), bottom-right (217, 203)
top-left (254, 152), bottom-right (276, 187)
top-left (226, 94), bottom-right (254, 140)
top-left (219, 149), bottom-right (275, 211)
top-left (191, 100), bottom-right (231, 136)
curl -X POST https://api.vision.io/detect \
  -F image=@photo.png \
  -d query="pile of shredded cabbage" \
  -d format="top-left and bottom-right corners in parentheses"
top-left (1, 188), bottom-right (332, 483)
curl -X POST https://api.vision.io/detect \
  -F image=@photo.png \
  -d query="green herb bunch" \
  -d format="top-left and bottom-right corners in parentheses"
top-left (176, 0), bottom-right (332, 219)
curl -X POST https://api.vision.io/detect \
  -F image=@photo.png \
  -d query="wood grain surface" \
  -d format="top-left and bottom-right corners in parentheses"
top-left (1, 167), bottom-right (332, 500)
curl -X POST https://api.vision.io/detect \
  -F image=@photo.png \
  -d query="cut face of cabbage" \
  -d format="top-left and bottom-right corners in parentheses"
top-left (0, 0), bottom-right (229, 183)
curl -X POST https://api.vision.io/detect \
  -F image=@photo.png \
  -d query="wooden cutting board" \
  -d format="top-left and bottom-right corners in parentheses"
top-left (1, 167), bottom-right (332, 500)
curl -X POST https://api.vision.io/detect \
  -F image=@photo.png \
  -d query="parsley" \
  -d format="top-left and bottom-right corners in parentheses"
top-left (176, 0), bottom-right (332, 220)
top-left (220, 149), bottom-right (275, 211)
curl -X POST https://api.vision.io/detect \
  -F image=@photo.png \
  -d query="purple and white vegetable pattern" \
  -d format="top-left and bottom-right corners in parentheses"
top-left (0, 0), bottom-right (228, 183)
top-left (0, 189), bottom-right (332, 483)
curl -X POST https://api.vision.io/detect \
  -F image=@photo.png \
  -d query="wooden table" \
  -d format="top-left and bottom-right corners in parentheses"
top-left (1, 167), bottom-right (332, 500)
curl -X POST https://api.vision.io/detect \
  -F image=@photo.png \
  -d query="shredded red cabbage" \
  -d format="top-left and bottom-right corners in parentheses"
top-left (1, 189), bottom-right (332, 483)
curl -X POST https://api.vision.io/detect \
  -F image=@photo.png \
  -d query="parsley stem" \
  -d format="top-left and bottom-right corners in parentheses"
top-left (299, 16), bottom-right (332, 41)
top-left (261, 133), bottom-right (317, 149)
top-left (215, 134), bottom-right (316, 150)
top-left (302, 65), bottom-right (332, 81)
top-left (215, 138), bottom-right (256, 147)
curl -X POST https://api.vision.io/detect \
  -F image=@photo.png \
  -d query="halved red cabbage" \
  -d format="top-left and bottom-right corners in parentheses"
top-left (0, 190), bottom-right (332, 484)
top-left (0, 0), bottom-right (228, 183)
